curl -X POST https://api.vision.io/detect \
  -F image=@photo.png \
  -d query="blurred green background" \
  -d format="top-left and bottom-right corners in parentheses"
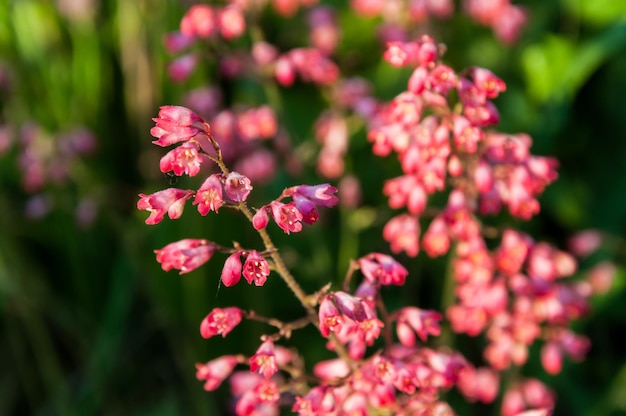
top-left (0, 0), bottom-right (625, 415)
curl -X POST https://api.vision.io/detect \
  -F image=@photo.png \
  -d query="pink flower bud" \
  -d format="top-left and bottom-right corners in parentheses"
top-left (540, 341), bottom-right (562, 375)
top-left (408, 66), bottom-right (428, 94)
top-left (252, 207), bottom-right (269, 230)
top-left (221, 252), bottom-right (243, 287)
top-left (275, 56), bottom-right (296, 86)
top-left (422, 216), bottom-right (450, 257)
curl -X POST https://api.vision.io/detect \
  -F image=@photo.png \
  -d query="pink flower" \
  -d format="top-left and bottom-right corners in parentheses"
top-left (154, 238), bottom-right (215, 274)
top-left (285, 183), bottom-right (339, 207)
top-left (242, 251), bottom-right (270, 286)
top-left (396, 307), bottom-right (442, 345)
top-left (252, 207), bottom-right (269, 230)
top-left (318, 295), bottom-right (342, 337)
top-left (180, 4), bottom-right (216, 38)
top-left (217, 5), bottom-right (246, 40)
top-left (292, 386), bottom-right (337, 415)
top-left (196, 355), bottom-right (238, 391)
top-left (471, 67), bottom-right (506, 99)
top-left (224, 171), bottom-right (253, 202)
top-left (249, 338), bottom-right (277, 379)
top-left (150, 105), bottom-right (208, 147)
top-left (457, 366), bottom-right (500, 403)
top-left (383, 214), bottom-right (420, 257)
top-left (282, 183), bottom-right (339, 224)
top-left (358, 253), bottom-right (408, 286)
top-left (137, 188), bottom-right (194, 225)
top-left (193, 174), bottom-right (224, 215)
top-left (162, 31), bottom-right (194, 54)
top-left (332, 291), bottom-right (367, 322)
top-left (200, 307), bottom-right (243, 338)
top-left (159, 141), bottom-right (203, 177)
top-left (269, 201), bottom-right (303, 234)
top-left (221, 252), bottom-right (243, 287)
top-left (422, 216), bottom-right (450, 257)
top-left (167, 54), bottom-right (197, 83)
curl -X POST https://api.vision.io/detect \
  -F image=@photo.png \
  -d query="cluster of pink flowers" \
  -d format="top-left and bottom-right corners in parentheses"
top-left (139, 105), bottom-right (338, 280)
top-left (350, 0), bottom-right (526, 44)
top-left (359, 35), bottom-right (604, 414)
top-left (136, 2), bottom-right (615, 416)
top-left (0, 121), bottom-right (98, 223)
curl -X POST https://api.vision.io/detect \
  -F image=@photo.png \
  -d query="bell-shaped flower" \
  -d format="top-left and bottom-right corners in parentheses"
top-left (285, 183), bottom-right (339, 208)
top-left (195, 355), bottom-right (238, 391)
top-left (193, 173), bottom-right (224, 215)
top-left (200, 307), bottom-right (243, 338)
top-left (150, 105), bottom-right (208, 147)
top-left (358, 252), bottom-right (408, 286)
top-left (137, 188), bottom-right (194, 225)
top-left (242, 251), bottom-right (270, 286)
top-left (249, 338), bottom-right (277, 379)
top-left (154, 238), bottom-right (215, 274)
top-left (224, 171), bottom-right (253, 202)
top-left (318, 295), bottom-right (342, 337)
top-left (332, 291), bottom-right (367, 322)
top-left (269, 201), bottom-right (303, 234)
top-left (396, 307), bottom-right (442, 346)
top-left (159, 141), bottom-right (203, 177)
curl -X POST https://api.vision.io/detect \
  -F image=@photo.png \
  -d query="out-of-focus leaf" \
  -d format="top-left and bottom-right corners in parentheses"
top-left (522, 22), bottom-right (626, 103)
top-left (562, 0), bottom-right (626, 26)
top-left (521, 35), bottom-right (576, 103)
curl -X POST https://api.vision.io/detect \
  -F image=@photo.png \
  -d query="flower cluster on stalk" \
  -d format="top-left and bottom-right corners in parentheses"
top-left (135, 1), bottom-right (616, 415)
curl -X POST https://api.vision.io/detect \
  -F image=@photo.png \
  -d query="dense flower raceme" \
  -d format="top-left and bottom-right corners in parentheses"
top-left (141, 106), bottom-right (339, 278)
top-left (192, 252), bottom-right (486, 416)
top-left (357, 35), bottom-right (598, 414)
top-left (139, 6), bottom-right (601, 414)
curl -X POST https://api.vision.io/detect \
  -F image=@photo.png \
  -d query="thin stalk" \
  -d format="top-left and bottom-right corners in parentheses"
top-left (208, 137), bottom-right (353, 364)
